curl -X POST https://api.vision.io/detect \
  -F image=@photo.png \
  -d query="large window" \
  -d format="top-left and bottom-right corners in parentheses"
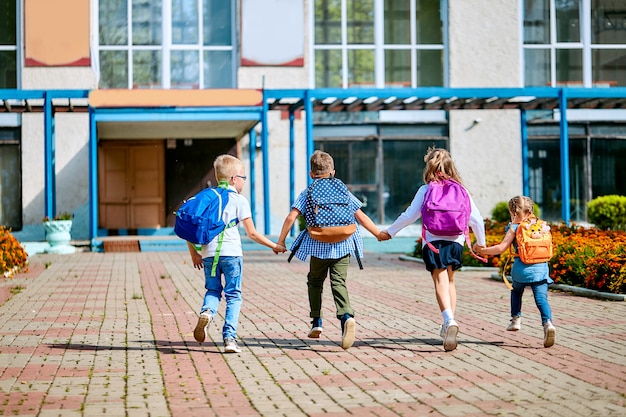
top-left (0, 0), bottom-right (17, 88)
top-left (0, 128), bottom-right (21, 230)
top-left (524, 0), bottom-right (626, 87)
top-left (315, 123), bottom-right (447, 223)
top-left (528, 122), bottom-right (626, 222)
top-left (98, 0), bottom-right (236, 89)
top-left (314, 0), bottom-right (445, 88)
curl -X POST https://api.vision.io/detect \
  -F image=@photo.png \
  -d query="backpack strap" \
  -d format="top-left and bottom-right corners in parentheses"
top-left (210, 185), bottom-right (237, 277)
top-left (422, 223), bottom-right (487, 263)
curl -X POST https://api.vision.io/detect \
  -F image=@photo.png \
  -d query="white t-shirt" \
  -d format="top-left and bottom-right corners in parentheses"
top-left (199, 185), bottom-right (252, 258)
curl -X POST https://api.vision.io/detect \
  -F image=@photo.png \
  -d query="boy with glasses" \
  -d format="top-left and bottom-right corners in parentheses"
top-left (187, 154), bottom-right (284, 353)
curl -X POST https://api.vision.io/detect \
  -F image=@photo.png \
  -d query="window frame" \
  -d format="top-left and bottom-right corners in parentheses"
top-left (95, 0), bottom-right (237, 89)
top-left (310, 0), bottom-right (448, 89)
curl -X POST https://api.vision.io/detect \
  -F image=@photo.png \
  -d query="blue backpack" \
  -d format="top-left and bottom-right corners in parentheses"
top-left (304, 176), bottom-right (357, 243)
top-left (174, 187), bottom-right (235, 245)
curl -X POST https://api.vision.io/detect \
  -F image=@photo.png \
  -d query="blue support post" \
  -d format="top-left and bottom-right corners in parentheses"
top-left (289, 110), bottom-right (296, 236)
top-left (558, 89), bottom-right (571, 224)
top-left (520, 109), bottom-right (529, 196)
top-left (43, 92), bottom-right (55, 219)
top-left (261, 91), bottom-right (270, 234)
top-left (248, 127), bottom-right (257, 225)
top-left (89, 107), bottom-right (98, 241)
top-left (303, 90), bottom-right (314, 186)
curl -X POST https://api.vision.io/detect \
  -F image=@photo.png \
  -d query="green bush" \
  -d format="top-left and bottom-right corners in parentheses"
top-left (587, 195), bottom-right (626, 231)
top-left (491, 202), bottom-right (510, 222)
top-left (491, 200), bottom-right (541, 222)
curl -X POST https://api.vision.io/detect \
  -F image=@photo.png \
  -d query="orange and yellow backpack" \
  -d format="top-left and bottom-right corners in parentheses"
top-left (515, 216), bottom-right (553, 265)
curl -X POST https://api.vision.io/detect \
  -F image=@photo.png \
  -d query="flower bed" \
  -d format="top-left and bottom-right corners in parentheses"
top-left (413, 219), bottom-right (626, 294)
top-left (0, 227), bottom-right (28, 279)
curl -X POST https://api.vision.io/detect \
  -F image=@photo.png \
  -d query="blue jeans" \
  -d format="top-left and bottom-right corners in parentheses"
top-left (510, 279), bottom-right (552, 325)
top-left (200, 256), bottom-right (243, 340)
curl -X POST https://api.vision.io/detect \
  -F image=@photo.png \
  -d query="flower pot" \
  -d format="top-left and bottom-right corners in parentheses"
top-left (43, 220), bottom-right (75, 254)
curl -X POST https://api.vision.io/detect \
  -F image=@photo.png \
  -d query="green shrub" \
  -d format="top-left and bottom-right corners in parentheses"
top-left (491, 200), bottom-right (541, 222)
top-left (587, 195), bottom-right (626, 231)
top-left (491, 202), bottom-right (510, 222)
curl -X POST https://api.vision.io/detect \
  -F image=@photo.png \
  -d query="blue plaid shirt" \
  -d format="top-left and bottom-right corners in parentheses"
top-left (289, 189), bottom-right (364, 262)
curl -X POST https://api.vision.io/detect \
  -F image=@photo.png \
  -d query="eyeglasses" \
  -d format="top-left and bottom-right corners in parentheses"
top-left (233, 175), bottom-right (247, 181)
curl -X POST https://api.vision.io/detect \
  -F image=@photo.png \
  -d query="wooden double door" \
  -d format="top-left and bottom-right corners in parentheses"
top-left (98, 141), bottom-right (165, 230)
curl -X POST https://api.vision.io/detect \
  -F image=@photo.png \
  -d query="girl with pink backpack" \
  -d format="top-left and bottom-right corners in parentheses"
top-left (378, 147), bottom-right (486, 352)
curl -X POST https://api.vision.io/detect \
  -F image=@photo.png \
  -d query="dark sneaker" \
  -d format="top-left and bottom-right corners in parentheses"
top-left (308, 317), bottom-right (323, 338)
top-left (193, 312), bottom-right (211, 343)
top-left (543, 320), bottom-right (556, 348)
top-left (442, 319), bottom-right (459, 351)
top-left (340, 315), bottom-right (356, 350)
top-left (224, 337), bottom-right (242, 353)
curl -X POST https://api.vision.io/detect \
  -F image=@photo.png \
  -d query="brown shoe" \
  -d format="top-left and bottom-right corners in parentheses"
top-left (194, 312), bottom-right (211, 343)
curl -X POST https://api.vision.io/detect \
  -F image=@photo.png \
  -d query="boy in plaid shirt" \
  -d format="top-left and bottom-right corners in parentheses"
top-left (274, 151), bottom-right (380, 349)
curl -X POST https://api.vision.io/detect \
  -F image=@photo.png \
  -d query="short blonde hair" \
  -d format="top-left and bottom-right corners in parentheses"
top-left (214, 154), bottom-right (243, 182)
top-left (310, 150), bottom-right (334, 177)
top-left (509, 196), bottom-right (534, 219)
top-left (422, 147), bottom-right (463, 185)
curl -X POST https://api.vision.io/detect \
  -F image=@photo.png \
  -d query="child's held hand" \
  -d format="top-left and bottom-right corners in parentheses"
top-left (378, 231), bottom-right (391, 241)
top-left (190, 251), bottom-right (203, 269)
top-left (273, 242), bottom-right (287, 254)
top-left (473, 243), bottom-right (486, 254)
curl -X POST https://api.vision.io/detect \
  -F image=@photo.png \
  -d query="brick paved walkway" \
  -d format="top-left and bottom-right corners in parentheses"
top-left (1, 251), bottom-right (625, 416)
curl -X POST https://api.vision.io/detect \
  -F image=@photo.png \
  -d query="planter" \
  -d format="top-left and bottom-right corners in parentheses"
top-left (43, 220), bottom-right (76, 254)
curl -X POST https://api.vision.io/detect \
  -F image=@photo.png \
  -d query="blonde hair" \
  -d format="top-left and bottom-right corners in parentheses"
top-left (422, 147), bottom-right (463, 184)
top-left (214, 154), bottom-right (243, 182)
top-left (508, 196), bottom-right (535, 220)
top-left (310, 150), bottom-right (334, 177)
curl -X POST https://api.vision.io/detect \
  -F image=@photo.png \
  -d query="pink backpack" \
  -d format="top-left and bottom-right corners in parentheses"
top-left (421, 179), bottom-right (486, 262)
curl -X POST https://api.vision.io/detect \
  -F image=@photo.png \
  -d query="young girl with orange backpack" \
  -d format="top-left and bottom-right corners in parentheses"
top-left (476, 196), bottom-right (556, 348)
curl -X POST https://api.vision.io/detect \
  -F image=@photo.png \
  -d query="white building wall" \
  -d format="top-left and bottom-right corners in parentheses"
top-left (448, 0), bottom-right (523, 219)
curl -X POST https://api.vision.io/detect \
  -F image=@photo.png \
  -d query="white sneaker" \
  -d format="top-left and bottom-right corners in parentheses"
top-left (442, 319), bottom-right (459, 351)
top-left (543, 320), bottom-right (556, 348)
top-left (224, 338), bottom-right (242, 353)
top-left (507, 316), bottom-right (522, 331)
top-left (193, 312), bottom-right (211, 343)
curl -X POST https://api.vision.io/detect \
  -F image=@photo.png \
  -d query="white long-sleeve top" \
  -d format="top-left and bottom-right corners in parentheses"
top-left (386, 184), bottom-right (487, 247)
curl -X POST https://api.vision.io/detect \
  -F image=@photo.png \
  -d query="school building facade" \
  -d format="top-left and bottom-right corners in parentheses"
top-left (1, 0), bottom-right (625, 248)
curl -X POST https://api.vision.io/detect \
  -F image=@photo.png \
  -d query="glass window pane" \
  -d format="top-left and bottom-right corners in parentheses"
top-left (383, 140), bottom-right (445, 223)
top-left (100, 0), bottom-right (128, 45)
top-left (347, 49), bottom-right (374, 87)
top-left (556, 48), bottom-right (582, 85)
top-left (203, 0), bottom-right (232, 46)
top-left (203, 50), bottom-right (233, 88)
top-left (592, 49), bottom-right (626, 87)
top-left (0, 140), bottom-right (21, 230)
top-left (592, 0), bottom-right (626, 44)
top-left (171, 50), bottom-right (199, 88)
top-left (172, 0), bottom-right (198, 44)
top-left (133, 0), bottom-right (162, 45)
top-left (416, 0), bottom-right (442, 44)
top-left (133, 50), bottom-right (161, 88)
top-left (384, 0), bottom-right (409, 45)
top-left (315, 0), bottom-right (342, 45)
top-left (556, 0), bottom-right (580, 43)
top-left (417, 49), bottom-right (443, 86)
top-left (347, 0), bottom-right (374, 44)
top-left (592, 138), bottom-right (626, 197)
top-left (524, 0), bottom-right (550, 44)
top-left (0, 0), bottom-right (16, 45)
top-left (0, 51), bottom-right (17, 88)
top-left (315, 49), bottom-right (342, 87)
top-left (385, 49), bottom-right (410, 87)
top-left (99, 50), bottom-right (128, 88)
top-left (525, 48), bottom-right (551, 86)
